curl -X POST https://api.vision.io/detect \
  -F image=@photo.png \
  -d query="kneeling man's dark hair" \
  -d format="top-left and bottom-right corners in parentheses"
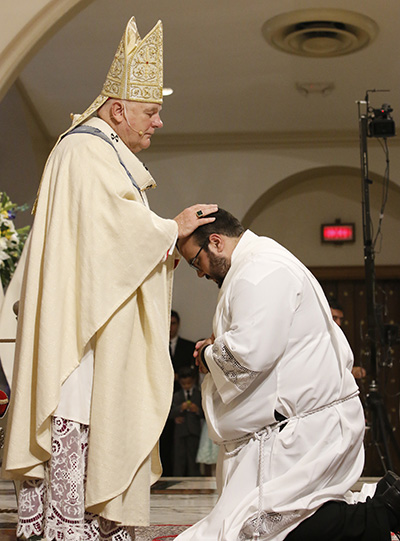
top-left (192, 208), bottom-right (245, 248)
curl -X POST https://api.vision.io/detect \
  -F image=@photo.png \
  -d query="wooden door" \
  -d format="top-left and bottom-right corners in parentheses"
top-left (311, 266), bottom-right (400, 476)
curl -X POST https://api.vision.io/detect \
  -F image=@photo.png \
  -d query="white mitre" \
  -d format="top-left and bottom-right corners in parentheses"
top-left (32, 17), bottom-right (163, 214)
top-left (70, 16), bottom-right (163, 130)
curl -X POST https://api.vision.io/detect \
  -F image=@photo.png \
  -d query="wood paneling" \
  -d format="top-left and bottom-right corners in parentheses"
top-left (314, 267), bottom-right (400, 475)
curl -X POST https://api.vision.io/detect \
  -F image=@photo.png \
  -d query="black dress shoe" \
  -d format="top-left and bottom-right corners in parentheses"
top-left (376, 476), bottom-right (400, 536)
top-left (381, 480), bottom-right (400, 514)
top-left (375, 470), bottom-right (400, 496)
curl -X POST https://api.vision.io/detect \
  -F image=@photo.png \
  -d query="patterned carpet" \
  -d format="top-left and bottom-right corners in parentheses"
top-left (0, 478), bottom-right (203, 539)
top-left (0, 529), bottom-right (16, 541)
top-left (0, 481), bottom-right (191, 538)
top-left (137, 524), bottom-right (190, 540)
top-left (0, 525), bottom-right (189, 540)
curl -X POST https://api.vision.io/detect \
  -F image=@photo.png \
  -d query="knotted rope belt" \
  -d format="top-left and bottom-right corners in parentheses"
top-left (221, 390), bottom-right (360, 540)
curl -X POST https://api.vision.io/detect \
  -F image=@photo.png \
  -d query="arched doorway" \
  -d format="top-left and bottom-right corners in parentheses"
top-left (0, 0), bottom-right (94, 101)
top-left (243, 165), bottom-right (400, 475)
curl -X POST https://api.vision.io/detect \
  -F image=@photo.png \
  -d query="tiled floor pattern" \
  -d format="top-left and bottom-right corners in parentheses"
top-left (1, 476), bottom-right (390, 539)
top-left (0, 477), bottom-right (217, 539)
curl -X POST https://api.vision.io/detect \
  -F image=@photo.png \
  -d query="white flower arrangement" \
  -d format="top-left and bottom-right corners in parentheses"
top-left (0, 192), bottom-right (30, 290)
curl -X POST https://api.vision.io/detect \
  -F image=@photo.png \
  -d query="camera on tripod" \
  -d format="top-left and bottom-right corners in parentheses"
top-left (368, 103), bottom-right (396, 138)
top-left (384, 324), bottom-right (400, 346)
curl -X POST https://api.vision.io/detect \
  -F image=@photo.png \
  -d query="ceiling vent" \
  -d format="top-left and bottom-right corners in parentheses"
top-left (262, 9), bottom-right (378, 57)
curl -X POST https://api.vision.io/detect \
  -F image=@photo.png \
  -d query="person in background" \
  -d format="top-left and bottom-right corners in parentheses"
top-left (2, 16), bottom-right (217, 540)
top-left (160, 310), bottom-right (197, 475)
top-left (329, 298), bottom-right (367, 380)
top-left (329, 298), bottom-right (345, 327)
top-left (170, 366), bottom-right (203, 477)
top-left (170, 310), bottom-right (197, 386)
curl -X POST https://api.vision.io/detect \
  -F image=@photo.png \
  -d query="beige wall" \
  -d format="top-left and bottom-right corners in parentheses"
top-left (1, 89), bottom-right (399, 340)
top-left (1, 0), bottom-right (399, 342)
top-left (249, 167), bottom-right (400, 267)
top-left (144, 144), bottom-right (400, 341)
top-left (0, 0), bottom-right (93, 100)
top-left (0, 86), bottom-right (41, 229)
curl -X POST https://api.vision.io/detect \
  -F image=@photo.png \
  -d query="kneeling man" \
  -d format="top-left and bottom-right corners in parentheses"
top-left (176, 208), bottom-right (400, 541)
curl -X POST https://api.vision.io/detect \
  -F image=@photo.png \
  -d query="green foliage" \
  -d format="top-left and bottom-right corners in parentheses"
top-left (0, 192), bottom-right (30, 290)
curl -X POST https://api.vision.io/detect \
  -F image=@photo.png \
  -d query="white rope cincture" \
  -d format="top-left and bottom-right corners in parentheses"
top-left (252, 429), bottom-right (268, 540)
top-left (223, 390), bottom-right (360, 540)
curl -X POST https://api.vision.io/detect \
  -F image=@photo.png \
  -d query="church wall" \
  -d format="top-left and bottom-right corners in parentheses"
top-left (1, 1), bottom-right (51, 52)
top-left (1, 0), bottom-right (399, 343)
top-left (250, 171), bottom-right (400, 268)
top-left (1, 86), bottom-right (399, 342)
top-left (0, 86), bottom-right (42, 229)
top-left (0, 0), bottom-right (93, 101)
top-left (144, 143), bottom-right (400, 341)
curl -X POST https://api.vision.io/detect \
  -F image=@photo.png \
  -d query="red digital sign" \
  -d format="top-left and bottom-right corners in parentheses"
top-left (321, 223), bottom-right (355, 243)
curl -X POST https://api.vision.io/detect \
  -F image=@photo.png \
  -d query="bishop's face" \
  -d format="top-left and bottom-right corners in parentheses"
top-left (120, 101), bottom-right (163, 153)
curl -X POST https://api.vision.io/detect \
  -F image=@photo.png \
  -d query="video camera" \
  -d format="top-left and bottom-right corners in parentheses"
top-left (368, 103), bottom-right (396, 138)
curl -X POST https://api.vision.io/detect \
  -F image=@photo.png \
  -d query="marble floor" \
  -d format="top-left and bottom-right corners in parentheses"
top-left (0, 476), bottom-right (391, 539)
top-left (149, 477), bottom-right (218, 524)
top-left (0, 479), bottom-right (18, 528)
top-left (0, 476), bottom-right (218, 538)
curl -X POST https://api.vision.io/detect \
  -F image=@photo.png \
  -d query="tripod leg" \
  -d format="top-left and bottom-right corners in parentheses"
top-left (376, 402), bottom-right (394, 471)
top-left (382, 402), bottom-right (400, 460)
top-left (369, 409), bottom-right (390, 473)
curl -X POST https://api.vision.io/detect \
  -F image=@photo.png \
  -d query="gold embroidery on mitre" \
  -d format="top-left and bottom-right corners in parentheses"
top-left (32, 17), bottom-right (163, 214)
top-left (102, 17), bottom-right (163, 104)
top-left (68, 17), bottom-right (163, 131)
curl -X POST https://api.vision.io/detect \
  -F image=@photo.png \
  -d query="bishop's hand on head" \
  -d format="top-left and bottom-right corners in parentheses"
top-left (174, 204), bottom-right (218, 240)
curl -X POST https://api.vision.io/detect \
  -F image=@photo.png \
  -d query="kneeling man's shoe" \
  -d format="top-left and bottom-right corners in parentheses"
top-left (375, 471), bottom-right (400, 497)
top-left (380, 479), bottom-right (400, 523)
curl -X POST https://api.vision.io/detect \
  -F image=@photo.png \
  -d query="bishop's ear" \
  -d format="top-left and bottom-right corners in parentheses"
top-left (110, 100), bottom-right (125, 123)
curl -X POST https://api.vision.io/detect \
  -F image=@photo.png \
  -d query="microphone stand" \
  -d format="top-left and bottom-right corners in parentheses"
top-left (358, 96), bottom-right (400, 472)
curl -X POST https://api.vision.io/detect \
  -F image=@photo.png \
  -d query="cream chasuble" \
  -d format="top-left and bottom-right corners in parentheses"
top-left (2, 117), bottom-right (178, 526)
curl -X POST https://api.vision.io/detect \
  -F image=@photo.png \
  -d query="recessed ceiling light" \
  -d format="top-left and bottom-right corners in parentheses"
top-left (163, 87), bottom-right (174, 96)
top-left (262, 9), bottom-right (378, 57)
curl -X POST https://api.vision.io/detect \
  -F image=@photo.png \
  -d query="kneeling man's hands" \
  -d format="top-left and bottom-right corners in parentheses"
top-left (194, 335), bottom-right (214, 374)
